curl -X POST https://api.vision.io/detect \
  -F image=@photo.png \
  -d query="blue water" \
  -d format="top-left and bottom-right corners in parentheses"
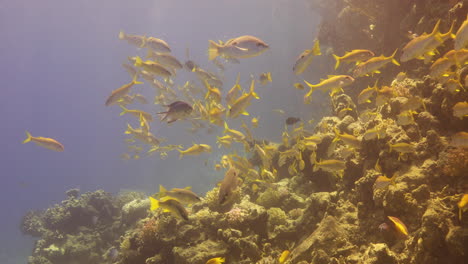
top-left (0, 0), bottom-right (323, 262)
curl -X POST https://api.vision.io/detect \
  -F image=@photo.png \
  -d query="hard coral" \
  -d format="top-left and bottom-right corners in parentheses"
top-left (439, 147), bottom-right (468, 178)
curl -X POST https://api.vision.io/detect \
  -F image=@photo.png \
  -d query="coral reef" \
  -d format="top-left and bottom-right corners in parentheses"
top-left (21, 1), bottom-right (468, 264)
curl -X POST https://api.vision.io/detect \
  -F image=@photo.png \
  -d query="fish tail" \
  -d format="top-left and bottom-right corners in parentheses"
top-left (390, 49), bottom-right (400, 66)
top-left (430, 19), bottom-right (441, 36)
top-left (118, 30), bottom-right (125, 40)
top-left (208, 40), bottom-right (221, 61)
top-left (223, 121), bottom-right (229, 134)
top-left (332, 127), bottom-right (340, 142)
top-left (266, 72), bottom-right (272, 82)
top-left (119, 105), bottom-right (128, 116)
top-left (132, 74), bottom-right (143, 85)
top-left (249, 79), bottom-right (260, 99)
top-left (445, 21), bottom-right (456, 39)
top-left (125, 123), bottom-right (133, 134)
top-left (22, 131), bottom-right (32, 144)
top-left (159, 184), bottom-right (167, 198)
top-left (332, 54), bottom-right (341, 70)
top-left (134, 56), bottom-right (143, 67)
top-left (312, 39), bottom-right (321, 55)
top-left (149, 197), bottom-right (160, 211)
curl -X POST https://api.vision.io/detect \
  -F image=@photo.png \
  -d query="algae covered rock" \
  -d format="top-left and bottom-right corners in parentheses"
top-left (362, 243), bottom-right (398, 264)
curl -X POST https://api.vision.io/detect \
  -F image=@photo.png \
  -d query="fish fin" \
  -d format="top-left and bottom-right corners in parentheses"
top-left (241, 111), bottom-right (249, 116)
top-left (430, 19), bottom-right (441, 36)
top-left (332, 54), bottom-right (341, 69)
top-left (159, 185), bottom-right (167, 197)
top-left (177, 149), bottom-right (184, 159)
top-left (149, 197), bottom-right (159, 211)
top-left (118, 31), bottom-right (125, 40)
top-left (208, 40), bottom-right (221, 60)
top-left (266, 72), bottom-right (272, 82)
top-left (134, 56), bottom-right (143, 67)
top-left (22, 131), bottom-right (32, 144)
top-left (119, 105), bottom-right (128, 116)
top-left (389, 49), bottom-right (400, 66)
top-left (312, 39), bottom-right (321, 55)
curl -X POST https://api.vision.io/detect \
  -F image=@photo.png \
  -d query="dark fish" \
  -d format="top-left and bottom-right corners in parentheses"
top-left (158, 101), bottom-right (193, 124)
top-left (185, 60), bottom-right (196, 71)
top-left (285, 117), bottom-right (301, 125)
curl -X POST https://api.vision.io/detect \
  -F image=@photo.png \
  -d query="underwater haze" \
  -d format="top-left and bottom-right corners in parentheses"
top-left (4, 0), bottom-right (468, 263)
top-left (1, 0), bottom-right (321, 263)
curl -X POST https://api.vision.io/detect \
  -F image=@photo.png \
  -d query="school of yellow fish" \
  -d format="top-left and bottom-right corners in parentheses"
top-left (21, 14), bottom-right (468, 264)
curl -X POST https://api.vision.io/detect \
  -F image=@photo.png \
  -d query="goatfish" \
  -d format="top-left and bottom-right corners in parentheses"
top-left (373, 172), bottom-right (398, 190)
top-left (357, 81), bottom-right (378, 104)
top-left (223, 122), bottom-right (246, 141)
top-left (332, 49), bottom-right (374, 70)
top-left (228, 79), bottom-right (259, 118)
top-left (303, 75), bottom-right (354, 103)
top-left (133, 56), bottom-right (172, 78)
top-left (259, 72), bottom-right (272, 85)
top-left (145, 36), bottom-right (171, 53)
top-left (118, 31), bottom-right (145, 48)
top-left (353, 49), bottom-right (400, 77)
top-left (313, 159), bottom-right (346, 177)
top-left (22, 131), bottom-right (64, 152)
top-left (147, 51), bottom-right (183, 70)
top-left (400, 20), bottom-right (453, 62)
top-left (158, 185), bottom-right (201, 205)
top-left (293, 39), bottom-right (321, 75)
top-left (333, 127), bottom-right (360, 148)
top-left (208, 35), bottom-right (269, 60)
top-left (149, 197), bottom-right (188, 220)
top-left (178, 144), bottom-right (212, 159)
top-left (218, 166), bottom-right (241, 204)
top-left (125, 124), bottom-right (162, 146)
top-left (119, 106), bottom-right (153, 122)
top-left (226, 73), bottom-right (242, 106)
top-left (105, 75), bottom-right (143, 106)
top-left (455, 14), bottom-right (468, 50)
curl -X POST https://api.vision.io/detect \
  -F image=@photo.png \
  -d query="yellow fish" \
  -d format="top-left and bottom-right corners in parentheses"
top-left (455, 14), bottom-right (468, 50)
top-left (458, 194), bottom-right (468, 220)
top-left (228, 79), bottom-right (259, 118)
top-left (259, 72), bottom-right (272, 85)
top-left (149, 197), bottom-right (188, 220)
top-left (303, 75), bottom-right (354, 103)
top-left (387, 216), bottom-right (408, 236)
top-left (22, 131), bottom-right (64, 152)
top-left (353, 49), bottom-right (399, 77)
top-left (293, 39), bottom-right (321, 75)
top-left (208, 35), bottom-right (269, 60)
top-left (105, 75), bottom-right (143, 106)
top-left (158, 185), bottom-right (201, 205)
top-left (279, 250), bottom-right (290, 264)
top-left (178, 144), bottom-right (212, 159)
top-left (206, 257), bottom-right (225, 264)
top-left (332, 49), bottom-right (374, 70)
top-left (119, 106), bottom-right (153, 122)
top-left (134, 56), bottom-right (172, 78)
